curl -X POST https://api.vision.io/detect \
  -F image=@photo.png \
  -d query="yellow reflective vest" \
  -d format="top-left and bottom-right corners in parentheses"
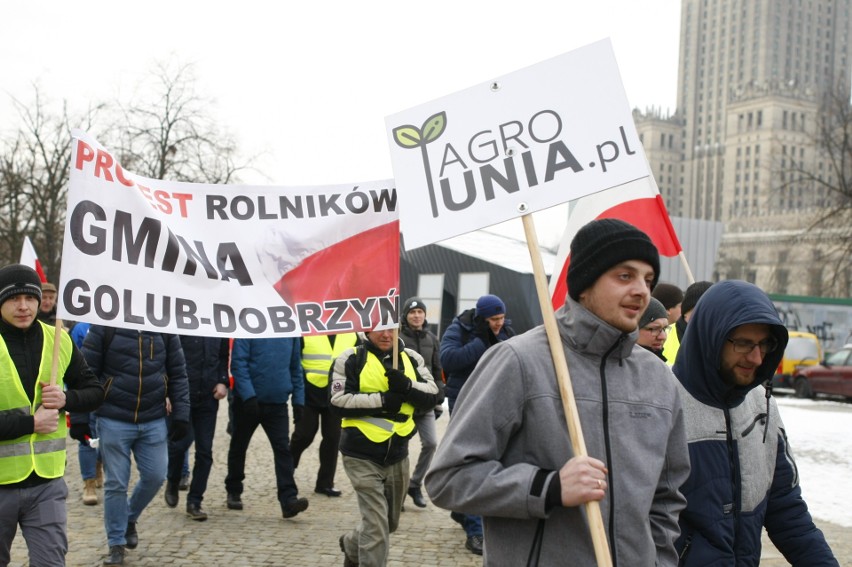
top-left (0, 321), bottom-right (72, 484)
top-left (302, 334), bottom-right (358, 388)
top-left (662, 325), bottom-right (680, 366)
top-left (341, 350), bottom-right (416, 443)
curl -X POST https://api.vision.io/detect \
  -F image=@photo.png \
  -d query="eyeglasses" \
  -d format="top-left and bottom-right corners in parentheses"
top-left (641, 325), bottom-right (668, 337)
top-left (726, 338), bottom-right (778, 355)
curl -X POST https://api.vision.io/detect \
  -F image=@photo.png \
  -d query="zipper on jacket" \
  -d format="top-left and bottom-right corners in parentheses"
top-left (599, 335), bottom-right (625, 566)
top-left (134, 334), bottom-right (143, 423)
top-left (723, 407), bottom-right (740, 560)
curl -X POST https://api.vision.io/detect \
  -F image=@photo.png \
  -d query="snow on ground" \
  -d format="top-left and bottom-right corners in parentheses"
top-left (774, 397), bottom-right (852, 527)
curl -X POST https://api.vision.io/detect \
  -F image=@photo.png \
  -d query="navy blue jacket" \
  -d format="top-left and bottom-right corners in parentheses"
top-left (231, 337), bottom-right (304, 406)
top-left (179, 336), bottom-right (229, 407)
top-left (83, 326), bottom-right (190, 424)
top-left (672, 281), bottom-right (837, 566)
top-left (440, 308), bottom-right (514, 401)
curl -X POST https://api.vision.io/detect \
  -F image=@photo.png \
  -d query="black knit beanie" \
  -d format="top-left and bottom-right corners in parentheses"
top-left (639, 297), bottom-right (669, 329)
top-left (652, 282), bottom-right (684, 310)
top-left (402, 297), bottom-right (426, 319)
top-left (567, 219), bottom-right (660, 301)
top-left (681, 281), bottom-right (713, 315)
top-left (0, 264), bottom-right (43, 307)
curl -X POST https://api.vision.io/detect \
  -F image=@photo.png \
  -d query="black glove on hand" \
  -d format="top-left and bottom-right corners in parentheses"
top-left (433, 406), bottom-right (444, 420)
top-left (69, 423), bottom-right (92, 443)
top-left (169, 420), bottom-right (190, 442)
top-left (382, 392), bottom-right (406, 414)
top-left (292, 404), bottom-right (304, 425)
top-left (473, 318), bottom-right (492, 342)
top-left (241, 397), bottom-right (260, 418)
top-left (385, 369), bottom-right (411, 394)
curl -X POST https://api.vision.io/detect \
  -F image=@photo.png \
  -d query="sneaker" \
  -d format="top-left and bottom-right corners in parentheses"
top-left (186, 502), bottom-right (208, 521)
top-left (164, 481), bottom-right (179, 508)
top-left (103, 545), bottom-right (125, 566)
top-left (339, 535), bottom-right (359, 567)
top-left (465, 535), bottom-right (483, 555)
top-left (124, 521), bottom-right (138, 550)
top-left (179, 474), bottom-right (190, 491)
top-left (281, 497), bottom-right (309, 518)
top-left (407, 485), bottom-right (427, 508)
top-left (226, 492), bottom-right (243, 510)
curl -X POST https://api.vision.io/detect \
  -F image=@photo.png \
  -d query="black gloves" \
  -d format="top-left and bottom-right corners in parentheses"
top-left (69, 423), bottom-right (92, 444)
top-left (434, 406), bottom-right (444, 420)
top-left (241, 397), bottom-right (260, 418)
top-left (292, 404), bottom-right (304, 424)
top-left (385, 369), bottom-right (412, 394)
top-left (382, 392), bottom-right (406, 414)
top-left (169, 420), bottom-right (190, 442)
top-left (473, 318), bottom-right (492, 342)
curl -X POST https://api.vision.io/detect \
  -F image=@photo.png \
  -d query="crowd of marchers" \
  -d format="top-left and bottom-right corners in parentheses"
top-left (0, 217), bottom-right (841, 567)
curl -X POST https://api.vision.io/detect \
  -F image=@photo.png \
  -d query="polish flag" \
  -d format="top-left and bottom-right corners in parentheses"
top-left (549, 176), bottom-right (682, 309)
top-left (19, 237), bottom-right (48, 283)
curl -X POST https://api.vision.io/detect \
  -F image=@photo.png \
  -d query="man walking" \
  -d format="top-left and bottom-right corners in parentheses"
top-left (672, 280), bottom-right (838, 565)
top-left (290, 332), bottom-right (358, 498)
top-left (225, 337), bottom-right (308, 519)
top-left (0, 265), bottom-right (103, 567)
top-left (426, 219), bottom-right (690, 565)
top-left (82, 327), bottom-right (190, 566)
top-left (163, 336), bottom-right (230, 520)
top-left (331, 328), bottom-right (440, 567)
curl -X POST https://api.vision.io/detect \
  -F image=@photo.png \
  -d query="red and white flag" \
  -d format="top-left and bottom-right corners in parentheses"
top-left (549, 176), bottom-right (682, 309)
top-left (19, 236), bottom-right (48, 283)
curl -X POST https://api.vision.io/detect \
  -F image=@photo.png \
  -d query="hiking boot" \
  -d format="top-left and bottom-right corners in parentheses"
top-left (124, 521), bottom-right (138, 550)
top-left (281, 497), bottom-right (309, 518)
top-left (226, 492), bottom-right (243, 510)
top-left (103, 545), bottom-right (125, 566)
top-left (164, 481), bottom-right (179, 508)
top-left (179, 474), bottom-right (190, 490)
top-left (407, 485), bottom-right (427, 508)
top-left (339, 535), bottom-right (359, 567)
top-left (95, 460), bottom-right (104, 488)
top-left (83, 479), bottom-right (98, 506)
top-left (466, 535), bottom-right (483, 555)
top-left (186, 502), bottom-right (208, 521)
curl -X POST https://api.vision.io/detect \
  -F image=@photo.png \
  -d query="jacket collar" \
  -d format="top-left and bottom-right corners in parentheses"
top-left (557, 297), bottom-right (637, 360)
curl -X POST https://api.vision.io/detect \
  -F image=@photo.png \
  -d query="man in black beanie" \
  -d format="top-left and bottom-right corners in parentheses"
top-left (0, 264), bottom-right (103, 566)
top-left (662, 281), bottom-right (713, 366)
top-left (427, 219), bottom-right (689, 565)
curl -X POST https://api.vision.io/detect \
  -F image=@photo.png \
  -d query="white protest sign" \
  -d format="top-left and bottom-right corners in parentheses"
top-left (59, 131), bottom-right (400, 338)
top-left (385, 39), bottom-right (649, 249)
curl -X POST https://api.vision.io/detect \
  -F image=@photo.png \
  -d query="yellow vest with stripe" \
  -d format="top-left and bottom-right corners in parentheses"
top-left (662, 325), bottom-right (680, 366)
top-left (302, 334), bottom-right (358, 388)
top-left (341, 350), bottom-right (416, 443)
top-left (0, 321), bottom-right (73, 484)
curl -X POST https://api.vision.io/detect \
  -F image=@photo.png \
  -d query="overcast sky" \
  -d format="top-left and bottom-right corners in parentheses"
top-left (1, 0), bottom-right (682, 246)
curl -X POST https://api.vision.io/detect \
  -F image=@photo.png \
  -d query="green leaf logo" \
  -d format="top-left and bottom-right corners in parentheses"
top-left (391, 110), bottom-right (448, 218)
top-left (393, 125), bottom-right (422, 148)
top-left (421, 111), bottom-right (446, 143)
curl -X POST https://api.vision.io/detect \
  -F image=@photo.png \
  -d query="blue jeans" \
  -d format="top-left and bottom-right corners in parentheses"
top-left (78, 414), bottom-right (100, 480)
top-left (99, 416), bottom-right (168, 546)
top-left (169, 398), bottom-right (219, 505)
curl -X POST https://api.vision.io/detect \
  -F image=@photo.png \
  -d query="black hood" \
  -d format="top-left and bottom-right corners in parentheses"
top-left (672, 280), bottom-right (788, 408)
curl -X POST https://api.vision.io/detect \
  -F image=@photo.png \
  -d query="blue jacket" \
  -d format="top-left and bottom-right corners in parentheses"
top-left (673, 281), bottom-right (837, 566)
top-left (440, 308), bottom-right (514, 401)
top-left (83, 326), bottom-right (190, 424)
top-left (231, 338), bottom-right (304, 406)
top-left (179, 336), bottom-right (229, 406)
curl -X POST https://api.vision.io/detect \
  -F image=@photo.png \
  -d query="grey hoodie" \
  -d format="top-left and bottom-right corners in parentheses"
top-left (426, 298), bottom-right (689, 566)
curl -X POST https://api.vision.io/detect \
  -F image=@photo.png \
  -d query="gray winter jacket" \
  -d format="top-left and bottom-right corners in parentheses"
top-left (426, 298), bottom-right (690, 566)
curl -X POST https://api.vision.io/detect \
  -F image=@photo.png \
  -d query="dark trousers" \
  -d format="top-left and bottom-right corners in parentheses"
top-left (168, 397), bottom-right (219, 505)
top-left (289, 403), bottom-right (341, 490)
top-left (225, 399), bottom-right (299, 504)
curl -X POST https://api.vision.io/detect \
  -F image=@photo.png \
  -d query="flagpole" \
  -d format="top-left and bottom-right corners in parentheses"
top-left (521, 214), bottom-right (613, 567)
top-left (49, 318), bottom-right (63, 386)
top-left (677, 251), bottom-right (696, 286)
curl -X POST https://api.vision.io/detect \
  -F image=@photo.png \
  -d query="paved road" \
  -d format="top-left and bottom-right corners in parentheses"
top-left (10, 401), bottom-right (852, 566)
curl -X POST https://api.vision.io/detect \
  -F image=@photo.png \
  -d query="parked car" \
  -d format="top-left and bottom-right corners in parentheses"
top-left (771, 331), bottom-right (822, 391)
top-left (790, 344), bottom-right (852, 400)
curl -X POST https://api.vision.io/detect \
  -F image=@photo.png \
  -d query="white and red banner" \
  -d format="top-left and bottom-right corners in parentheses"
top-left (549, 176), bottom-right (682, 309)
top-left (19, 236), bottom-right (47, 282)
top-left (59, 131), bottom-right (400, 338)
top-left (386, 39), bottom-right (649, 249)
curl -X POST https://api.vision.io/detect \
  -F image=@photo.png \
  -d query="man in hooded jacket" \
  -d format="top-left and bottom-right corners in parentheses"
top-left (672, 280), bottom-right (837, 566)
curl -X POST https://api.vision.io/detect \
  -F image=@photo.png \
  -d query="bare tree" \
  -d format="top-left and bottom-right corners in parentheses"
top-left (0, 88), bottom-right (100, 279)
top-left (110, 61), bottom-right (247, 183)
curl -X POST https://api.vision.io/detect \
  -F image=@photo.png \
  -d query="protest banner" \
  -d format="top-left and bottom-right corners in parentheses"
top-left (386, 38), bottom-right (648, 251)
top-left (58, 131), bottom-right (400, 338)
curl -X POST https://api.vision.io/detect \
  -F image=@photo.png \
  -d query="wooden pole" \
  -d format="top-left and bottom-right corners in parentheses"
top-left (49, 318), bottom-right (64, 386)
top-left (521, 214), bottom-right (613, 567)
top-left (677, 251), bottom-right (696, 286)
